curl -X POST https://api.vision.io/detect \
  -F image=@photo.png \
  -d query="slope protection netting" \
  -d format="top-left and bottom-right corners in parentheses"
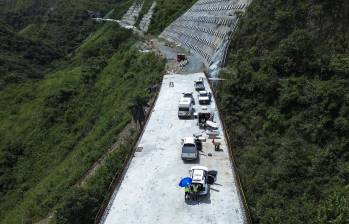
top-left (160, 0), bottom-right (251, 77)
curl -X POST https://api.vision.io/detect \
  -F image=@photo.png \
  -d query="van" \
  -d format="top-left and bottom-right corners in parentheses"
top-left (178, 98), bottom-right (193, 118)
top-left (198, 90), bottom-right (211, 105)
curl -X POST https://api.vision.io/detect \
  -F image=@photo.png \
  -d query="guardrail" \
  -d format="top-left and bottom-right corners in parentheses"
top-left (211, 14), bottom-right (253, 224)
top-left (222, 120), bottom-right (252, 224)
top-left (206, 72), bottom-right (252, 224)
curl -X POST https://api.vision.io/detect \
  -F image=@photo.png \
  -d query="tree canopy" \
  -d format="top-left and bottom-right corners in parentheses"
top-left (218, 0), bottom-right (349, 223)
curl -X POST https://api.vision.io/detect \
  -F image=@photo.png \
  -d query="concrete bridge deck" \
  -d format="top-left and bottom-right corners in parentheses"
top-left (102, 73), bottom-right (246, 224)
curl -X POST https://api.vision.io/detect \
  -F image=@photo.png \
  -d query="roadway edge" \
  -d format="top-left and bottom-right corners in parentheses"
top-left (95, 76), bottom-right (165, 224)
top-left (205, 72), bottom-right (252, 224)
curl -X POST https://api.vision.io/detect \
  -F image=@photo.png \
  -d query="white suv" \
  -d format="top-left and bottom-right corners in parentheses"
top-left (182, 92), bottom-right (194, 104)
top-left (198, 90), bottom-right (211, 105)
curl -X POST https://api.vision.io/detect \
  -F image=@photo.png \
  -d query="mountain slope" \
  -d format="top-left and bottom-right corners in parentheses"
top-left (218, 0), bottom-right (349, 223)
top-left (148, 0), bottom-right (196, 35)
top-left (0, 20), bottom-right (61, 88)
top-left (0, 0), bottom-right (133, 89)
top-left (0, 0), bottom-right (166, 222)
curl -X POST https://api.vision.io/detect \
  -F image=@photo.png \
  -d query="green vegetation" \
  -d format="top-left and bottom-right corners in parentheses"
top-left (0, 0), bottom-right (165, 221)
top-left (148, 0), bottom-right (196, 35)
top-left (0, 0), bottom-right (137, 89)
top-left (218, 0), bottom-right (349, 223)
top-left (0, 0), bottom-right (133, 88)
top-left (135, 0), bottom-right (154, 28)
top-left (0, 21), bottom-right (60, 88)
top-left (0, 0), bottom-right (121, 51)
top-left (55, 140), bottom-right (136, 224)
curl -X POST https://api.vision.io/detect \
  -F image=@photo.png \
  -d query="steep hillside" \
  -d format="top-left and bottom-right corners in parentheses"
top-left (148, 0), bottom-right (196, 35)
top-left (0, 21), bottom-right (165, 223)
top-left (0, 21), bottom-right (61, 88)
top-left (0, 0), bottom-right (166, 222)
top-left (218, 0), bottom-right (349, 223)
top-left (0, 0), bottom-right (133, 89)
top-left (0, 0), bottom-right (122, 50)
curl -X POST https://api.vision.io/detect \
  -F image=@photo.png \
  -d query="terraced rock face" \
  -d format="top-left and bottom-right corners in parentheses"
top-left (121, 2), bottom-right (144, 26)
top-left (139, 1), bottom-right (156, 32)
top-left (160, 0), bottom-right (251, 71)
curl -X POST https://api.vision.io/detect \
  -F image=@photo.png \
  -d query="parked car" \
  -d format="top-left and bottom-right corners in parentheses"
top-left (194, 78), bottom-right (205, 91)
top-left (188, 166), bottom-right (217, 196)
top-left (181, 92), bottom-right (195, 105)
top-left (178, 98), bottom-right (194, 118)
top-left (181, 137), bottom-right (198, 160)
top-left (198, 90), bottom-right (211, 105)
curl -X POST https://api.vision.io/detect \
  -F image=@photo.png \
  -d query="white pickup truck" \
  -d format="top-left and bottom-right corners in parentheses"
top-left (198, 90), bottom-right (211, 105)
top-left (189, 166), bottom-right (217, 196)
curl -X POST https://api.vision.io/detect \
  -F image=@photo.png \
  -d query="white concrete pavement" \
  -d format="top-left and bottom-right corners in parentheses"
top-left (102, 73), bottom-right (246, 224)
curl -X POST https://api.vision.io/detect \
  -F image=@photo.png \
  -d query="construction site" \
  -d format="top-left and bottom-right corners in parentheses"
top-left (98, 0), bottom-right (252, 223)
top-left (1, 0), bottom-right (346, 223)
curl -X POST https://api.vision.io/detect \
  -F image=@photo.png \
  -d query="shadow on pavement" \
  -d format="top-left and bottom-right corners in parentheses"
top-left (183, 155), bottom-right (200, 164)
top-left (185, 192), bottom-right (211, 205)
top-left (210, 187), bottom-right (220, 192)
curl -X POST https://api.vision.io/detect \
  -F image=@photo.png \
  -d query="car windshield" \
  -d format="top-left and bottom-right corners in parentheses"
top-left (183, 94), bottom-right (192, 97)
top-left (182, 144), bottom-right (196, 153)
top-left (200, 93), bottom-right (208, 96)
top-left (179, 107), bottom-right (189, 111)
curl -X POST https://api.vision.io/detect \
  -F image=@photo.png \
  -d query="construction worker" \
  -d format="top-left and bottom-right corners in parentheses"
top-left (192, 184), bottom-right (199, 201)
top-left (184, 186), bottom-right (190, 200)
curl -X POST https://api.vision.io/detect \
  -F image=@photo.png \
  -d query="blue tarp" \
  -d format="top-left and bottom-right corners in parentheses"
top-left (179, 177), bottom-right (192, 187)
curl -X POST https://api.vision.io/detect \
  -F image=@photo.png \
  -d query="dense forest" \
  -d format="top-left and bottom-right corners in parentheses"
top-left (2, 0), bottom-right (348, 223)
top-left (148, 0), bottom-right (196, 35)
top-left (218, 0), bottom-right (349, 223)
top-left (0, 0), bottom-right (165, 223)
top-left (0, 0), bottom-right (133, 88)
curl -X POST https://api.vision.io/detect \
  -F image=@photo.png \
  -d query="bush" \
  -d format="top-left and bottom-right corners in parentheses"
top-left (218, 0), bottom-right (349, 222)
top-left (55, 188), bottom-right (98, 224)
